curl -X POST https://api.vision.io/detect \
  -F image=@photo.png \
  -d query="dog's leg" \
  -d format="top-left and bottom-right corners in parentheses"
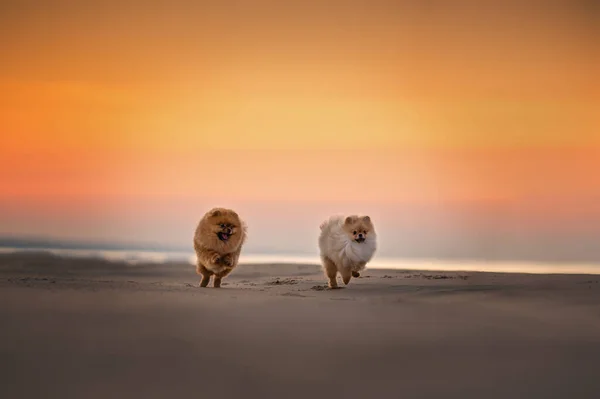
top-left (213, 268), bottom-right (233, 288)
top-left (340, 268), bottom-right (352, 285)
top-left (197, 264), bottom-right (213, 288)
top-left (352, 262), bottom-right (366, 278)
top-left (213, 276), bottom-right (222, 288)
top-left (197, 248), bottom-right (222, 269)
top-left (323, 257), bottom-right (339, 289)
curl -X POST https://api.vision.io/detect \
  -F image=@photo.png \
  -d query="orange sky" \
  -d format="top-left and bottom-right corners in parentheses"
top-left (1, 1), bottom-right (599, 258)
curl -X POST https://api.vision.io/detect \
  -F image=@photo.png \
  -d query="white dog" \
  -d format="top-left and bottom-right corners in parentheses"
top-left (318, 215), bottom-right (377, 288)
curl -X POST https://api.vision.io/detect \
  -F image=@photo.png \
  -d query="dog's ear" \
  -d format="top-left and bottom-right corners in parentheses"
top-left (345, 216), bottom-right (356, 225)
top-left (211, 209), bottom-right (222, 217)
top-left (362, 216), bottom-right (371, 223)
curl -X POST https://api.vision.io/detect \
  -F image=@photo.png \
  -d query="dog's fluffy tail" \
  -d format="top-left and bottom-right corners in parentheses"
top-left (320, 215), bottom-right (344, 231)
top-left (319, 220), bottom-right (327, 231)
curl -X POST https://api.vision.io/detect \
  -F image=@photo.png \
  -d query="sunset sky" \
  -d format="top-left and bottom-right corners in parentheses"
top-left (1, 1), bottom-right (599, 260)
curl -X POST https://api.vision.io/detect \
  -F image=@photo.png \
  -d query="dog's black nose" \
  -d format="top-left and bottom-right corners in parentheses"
top-left (225, 228), bottom-right (232, 234)
top-left (358, 233), bottom-right (364, 239)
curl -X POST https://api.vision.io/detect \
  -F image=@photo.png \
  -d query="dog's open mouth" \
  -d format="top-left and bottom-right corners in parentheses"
top-left (355, 237), bottom-right (366, 243)
top-left (217, 232), bottom-right (231, 241)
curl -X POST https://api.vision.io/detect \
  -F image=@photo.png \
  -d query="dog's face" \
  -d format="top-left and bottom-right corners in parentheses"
top-left (342, 215), bottom-right (374, 243)
top-left (205, 208), bottom-right (243, 244)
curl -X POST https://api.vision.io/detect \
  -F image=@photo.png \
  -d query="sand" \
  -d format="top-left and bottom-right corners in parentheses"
top-left (1, 252), bottom-right (600, 398)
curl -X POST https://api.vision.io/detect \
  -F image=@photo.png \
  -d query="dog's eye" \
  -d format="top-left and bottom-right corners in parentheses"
top-left (353, 231), bottom-right (357, 235)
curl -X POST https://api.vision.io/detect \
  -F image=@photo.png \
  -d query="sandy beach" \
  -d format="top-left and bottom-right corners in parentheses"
top-left (1, 252), bottom-right (600, 398)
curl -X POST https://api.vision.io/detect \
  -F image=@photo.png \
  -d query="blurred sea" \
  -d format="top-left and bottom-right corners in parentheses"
top-left (1, 245), bottom-right (599, 275)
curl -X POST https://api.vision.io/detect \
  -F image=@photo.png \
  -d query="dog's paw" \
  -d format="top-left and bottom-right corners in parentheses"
top-left (220, 255), bottom-right (233, 267)
top-left (210, 253), bottom-right (220, 264)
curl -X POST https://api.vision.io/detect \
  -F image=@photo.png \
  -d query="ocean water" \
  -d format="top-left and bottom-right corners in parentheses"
top-left (1, 246), bottom-right (599, 275)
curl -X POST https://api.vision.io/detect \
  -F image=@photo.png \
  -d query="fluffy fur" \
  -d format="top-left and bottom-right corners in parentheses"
top-left (318, 215), bottom-right (377, 288)
top-left (193, 207), bottom-right (247, 288)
